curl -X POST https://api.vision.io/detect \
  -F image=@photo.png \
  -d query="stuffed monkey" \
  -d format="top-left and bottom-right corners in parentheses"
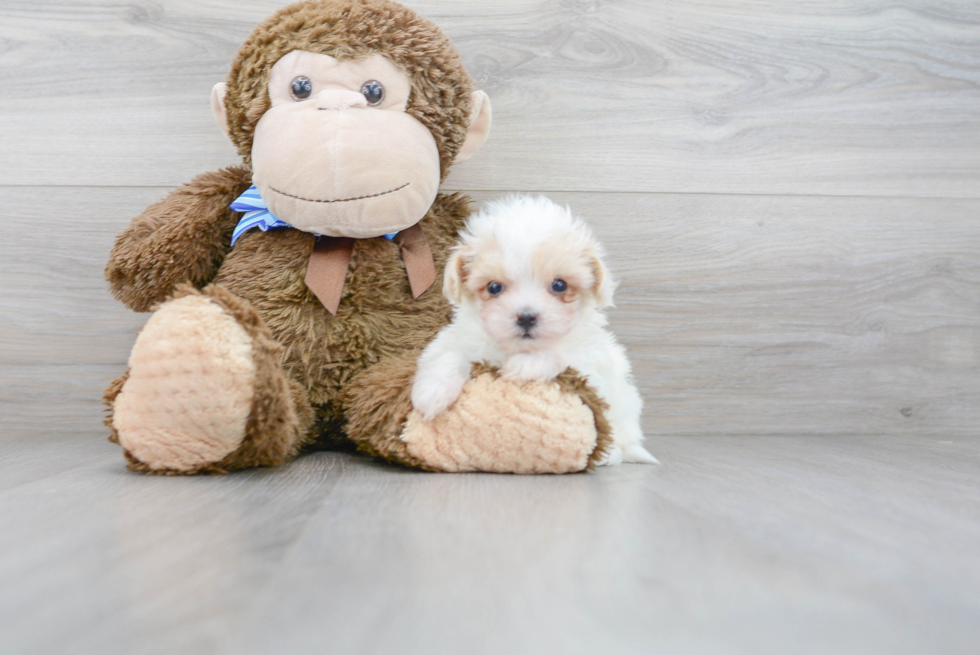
top-left (103, 0), bottom-right (611, 474)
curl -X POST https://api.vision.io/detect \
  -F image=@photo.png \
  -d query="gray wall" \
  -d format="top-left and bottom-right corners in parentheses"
top-left (1, 0), bottom-right (978, 437)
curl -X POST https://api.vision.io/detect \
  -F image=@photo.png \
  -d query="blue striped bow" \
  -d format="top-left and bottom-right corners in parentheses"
top-left (229, 186), bottom-right (397, 245)
top-left (229, 186), bottom-right (290, 245)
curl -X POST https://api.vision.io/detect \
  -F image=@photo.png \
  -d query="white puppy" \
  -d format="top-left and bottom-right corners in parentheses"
top-left (411, 195), bottom-right (657, 465)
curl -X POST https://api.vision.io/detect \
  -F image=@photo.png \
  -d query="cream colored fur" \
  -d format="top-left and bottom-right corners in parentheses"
top-left (412, 195), bottom-right (658, 465)
top-left (403, 371), bottom-right (598, 473)
top-left (112, 295), bottom-right (256, 471)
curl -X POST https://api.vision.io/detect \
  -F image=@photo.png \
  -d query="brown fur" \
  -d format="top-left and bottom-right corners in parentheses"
top-left (105, 166), bottom-right (252, 312)
top-left (212, 192), bottom-right (469, 440)
top-left (555, 369), bottom-right (614, 470)
top-left (225, 0), bottom-right (473, 178)
top-left (105, 189), bottom-right (470, 473)
top-left (103, 369), bottom-right (128, 445)
top-left (345, 358), bottom-right (610, 472)
top-left (342, 350), bottom-right (435, 469)
top-left (103, 0), bottom-right (610, 474)
top-left (202, 284), bottom-right (314, 473)
top-left (104, 284), bottom-right (314, 475)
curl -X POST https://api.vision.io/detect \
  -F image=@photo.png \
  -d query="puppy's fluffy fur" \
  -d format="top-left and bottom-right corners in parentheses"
top-left (411, 195), bottom-right (657, 465)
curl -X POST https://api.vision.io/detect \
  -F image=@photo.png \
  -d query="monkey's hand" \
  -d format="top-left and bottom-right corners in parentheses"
top-left (105, 166), bottom-right (252, 312)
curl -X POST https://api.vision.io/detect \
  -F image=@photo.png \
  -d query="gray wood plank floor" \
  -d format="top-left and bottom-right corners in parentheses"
top-left (1, 432), bottom-right (978, 655)
top-left (1, 0), bottom-right (978, 653)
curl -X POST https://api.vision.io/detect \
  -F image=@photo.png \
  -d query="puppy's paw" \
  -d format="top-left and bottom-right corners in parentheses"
top-left (411, 376), bottom-right (465, 422)
top-left (501, 352), bottom-right (565, 382)
top-left (593, 445), bottom-right (624, 467)
top-left (595, 444), bottom-right (658, 466)
top-left (622, 443), bottom-right (659, 464)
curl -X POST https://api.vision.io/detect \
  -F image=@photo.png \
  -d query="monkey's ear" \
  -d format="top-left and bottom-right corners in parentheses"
top-left (443, 248), bottom-right (470, 305)
top-left (210, 82), bottom-right (231, 140)
top-left (454, 90), bottom-right (492, 163)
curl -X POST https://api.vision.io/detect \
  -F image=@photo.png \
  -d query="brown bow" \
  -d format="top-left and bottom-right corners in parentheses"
top-left (304, 223), bottom-right (437, 315)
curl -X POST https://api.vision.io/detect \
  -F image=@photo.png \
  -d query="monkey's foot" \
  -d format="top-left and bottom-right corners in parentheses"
top-left (105, 285), bottom-right (306, 474)
top-left (345, 357), bottom-right (613, 474)
top-left (402, 368), bottom-right (608, 473)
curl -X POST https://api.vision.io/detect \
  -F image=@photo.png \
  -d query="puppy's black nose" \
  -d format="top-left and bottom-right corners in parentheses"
top-left (516, 312), bottom-right (537, 329)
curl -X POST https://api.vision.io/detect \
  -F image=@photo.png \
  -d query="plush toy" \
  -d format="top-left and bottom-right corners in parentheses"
top-left (103, 0), bottom-right (610, 475)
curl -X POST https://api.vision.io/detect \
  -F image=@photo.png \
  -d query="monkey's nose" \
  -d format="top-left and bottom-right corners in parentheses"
top-left (315, 89), bottom-right (368, 111)
top-left (516, 313), bottom-right (537, 329)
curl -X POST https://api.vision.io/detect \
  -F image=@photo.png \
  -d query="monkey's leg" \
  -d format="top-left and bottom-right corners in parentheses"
top-left (343, 352), bottom-right (613, 474)
top-left (104, 284), bottom-right (314, 475)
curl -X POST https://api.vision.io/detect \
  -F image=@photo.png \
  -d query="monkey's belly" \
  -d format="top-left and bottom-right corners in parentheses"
top-left (212, 227), bottom-right (450, 406)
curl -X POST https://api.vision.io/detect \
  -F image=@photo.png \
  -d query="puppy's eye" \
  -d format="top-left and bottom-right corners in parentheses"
top-left (360, 80), bottom-right (385, 105)
top-left (290, 76), bottom-right (313, 101)
top-left (487, 281), bottom-right (504, 296)
top-left (551, 279), bottom-right (568, 293)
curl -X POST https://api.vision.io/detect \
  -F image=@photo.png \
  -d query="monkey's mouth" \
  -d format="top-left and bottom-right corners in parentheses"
top-left (269, 182), bottom-right (410, 204)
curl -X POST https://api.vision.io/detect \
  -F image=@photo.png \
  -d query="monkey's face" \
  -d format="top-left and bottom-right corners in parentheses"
top-left (248, 50), bottom-right (442, 238)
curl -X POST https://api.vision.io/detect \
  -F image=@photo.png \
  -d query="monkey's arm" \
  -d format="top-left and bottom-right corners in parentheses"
top-left (105, 166), bottom-right (252, 312)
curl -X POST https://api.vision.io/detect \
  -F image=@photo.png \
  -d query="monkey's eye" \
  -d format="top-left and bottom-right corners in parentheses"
top-left (290, 76), bottom-right (313, 101)
top-left (487, 281), bottom-right (504, 296)
top-left (551, 279), bottom-right (568, 293)
top-left (360, 80), bottom-right (385, 106)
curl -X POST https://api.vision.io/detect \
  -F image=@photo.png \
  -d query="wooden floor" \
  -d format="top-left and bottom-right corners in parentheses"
top-left (1, 0), bottom-right (978, 652)
top-left (1, 432), bottom-right (978, 654)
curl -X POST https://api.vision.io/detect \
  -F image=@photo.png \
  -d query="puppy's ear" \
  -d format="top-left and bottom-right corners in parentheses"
top-left (590, 254), bottom-right (616, 308)
top-left (443, 248), bottom-right (469, 305)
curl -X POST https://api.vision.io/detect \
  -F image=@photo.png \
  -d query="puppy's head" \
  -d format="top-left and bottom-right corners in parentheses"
top-left (444, 195), bottom-right (615, 353)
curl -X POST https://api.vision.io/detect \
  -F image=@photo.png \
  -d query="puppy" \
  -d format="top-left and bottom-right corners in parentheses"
top-left (411, 195), bottom-right (657, 465)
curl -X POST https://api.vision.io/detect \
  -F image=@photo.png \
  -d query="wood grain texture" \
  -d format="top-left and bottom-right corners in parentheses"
top-left (2, 186), bottom-right (977, 438)
top-left (0, 0), bottom-right (978, 196)
top-left (2, 1), bottom-right (979, 651)
top-left (0, 435), bottom-right (977, 654)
